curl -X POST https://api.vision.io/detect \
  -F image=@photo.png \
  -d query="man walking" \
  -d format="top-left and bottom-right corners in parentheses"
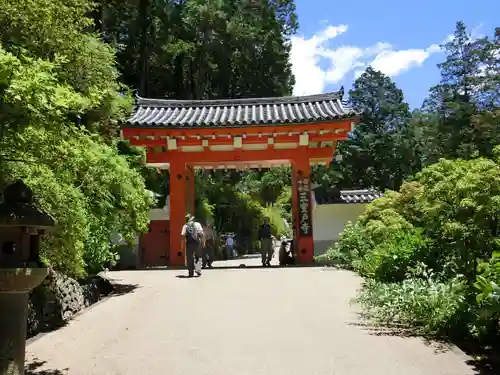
top-left (203, 222), bottom-right (215, 268)
top-left (225, 235), bottom-right (234, 259)
top-left (258, 217), bottom-right (273, 267)
top-left (181, 214), bottom-right (205, 277)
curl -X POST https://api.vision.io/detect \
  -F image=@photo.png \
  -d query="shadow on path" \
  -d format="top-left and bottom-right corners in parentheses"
top-left (134, 264), bottom-right (325, 272)
top-left (175, 275), bottom-right (202, 279)
top-left (109, 283), bottom-right (140, 297)
top-left (25, 358), bottom-right (69, 375)
top-left (347, 321), bottom-right (453, 354)
top-left (349, 320), bottom-right (500, 375)
top-left (466, 356), bottom-right (499, 375)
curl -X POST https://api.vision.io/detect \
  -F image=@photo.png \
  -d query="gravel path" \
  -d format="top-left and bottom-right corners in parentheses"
top-left (26, 256), bottom-right (475, 375)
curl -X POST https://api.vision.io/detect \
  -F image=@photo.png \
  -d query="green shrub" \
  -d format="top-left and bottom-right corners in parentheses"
top-left (319, 222), bottom-right (373, 268)
top-left (324, 154), bottom-right (500, 342)
top-left (362, 209), bottom-right (414, 246)
top-left (414, 157), bottom-right (500, 283)
top-left (472, 251), bottom-right (500, 339)
top-left (356, 229), bottom-right (430, 282)
top-left (354, 274), bottom-right (467, 335)
top-left (315, 245), bottom-right (354, 267)
top-left (3, 127), bottom-right (152, 277)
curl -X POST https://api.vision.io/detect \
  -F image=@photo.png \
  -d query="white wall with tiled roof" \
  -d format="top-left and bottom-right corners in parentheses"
top-left (312, 203), bottom-right (368, 256)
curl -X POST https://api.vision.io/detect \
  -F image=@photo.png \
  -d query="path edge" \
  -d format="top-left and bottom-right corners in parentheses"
top-left (26, 293), bottom-right (114, 347)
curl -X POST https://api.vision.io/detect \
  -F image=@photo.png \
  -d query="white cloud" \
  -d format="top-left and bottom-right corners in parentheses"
top-left (370, 44), bottom-right (441, 77)
top-left (290, 24), bottom-right (443, 96)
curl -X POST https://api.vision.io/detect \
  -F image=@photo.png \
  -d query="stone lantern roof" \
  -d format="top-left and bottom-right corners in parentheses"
top-left (0, 180), bottom-right (56, 229)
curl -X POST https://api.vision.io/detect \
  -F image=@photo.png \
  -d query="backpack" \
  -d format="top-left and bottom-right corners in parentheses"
top-left (185, 221), bottom-right (202, 245)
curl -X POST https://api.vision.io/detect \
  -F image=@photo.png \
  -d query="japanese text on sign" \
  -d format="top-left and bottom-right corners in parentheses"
top-left (297, 176), bottom-right (312, 236)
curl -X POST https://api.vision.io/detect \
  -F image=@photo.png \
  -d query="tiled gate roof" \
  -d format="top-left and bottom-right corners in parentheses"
top-left (126, 90), bottom-right (357, 128)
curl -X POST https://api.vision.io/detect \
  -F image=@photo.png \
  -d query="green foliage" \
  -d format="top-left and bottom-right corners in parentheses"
top-left (237, 167), bottom-right (292, 205)
top-left (318, 222), bottom-right (373, 268)
top-left (322, 67), bottom-right (419, 192)
top-left (354, 275), bottom-right (467, 336)
top-left (95, 0), bottom-right (297, 99)
top-left (414, 157), bottom-right (500, 281)
top-left (200, 173), bottom-right (264, 241)
top-left (2, 127), bottom-right (151, 276)
top-left (420, 22), bottom-right (500, 163)
top-left (0, 0), bottom-right (150, 276)
top-left (195, 196), bottom-right (214, 226)
top-left (0, 0), bottom-right (129, 134)
top-left (275, 186), bottom-right (292, 223)
top-left (475, 251), bottom-right (500, 331)
top-left (262, 204), bottom-right (290, 238)
top-left (357, 230), bottom-right (430, 282)
top-left (259, 168), bottom-right (292, 204)
top-left (334, 152), bottom-right (500, 340)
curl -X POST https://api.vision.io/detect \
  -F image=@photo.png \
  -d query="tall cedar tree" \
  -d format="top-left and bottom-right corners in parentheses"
top-left (316, 68), bottom-right (418, 192)
top-left (421, 22), bottom-right (500, 162)
top-left (92, 0), bottom-right (297, 99)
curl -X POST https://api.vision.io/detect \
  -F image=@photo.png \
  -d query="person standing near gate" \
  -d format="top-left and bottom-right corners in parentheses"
top-left (225, 234), bottom-right (235, 259)
top-left (203, 222), bottom-right (215, 268)
top-left (181, 214), bottom-right (205, 277)
top-left (258, 217), bottom-right (273, 267)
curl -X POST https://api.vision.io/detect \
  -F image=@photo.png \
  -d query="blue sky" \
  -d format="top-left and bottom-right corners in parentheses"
top-left (290, 0), bottom-right (499, 108)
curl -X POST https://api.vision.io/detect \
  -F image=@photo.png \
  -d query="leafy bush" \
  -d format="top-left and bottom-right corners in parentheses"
top-left (3, 127), bottom-right (152, 277)
top-left (354, 273), bottom-right (467, 335)
top-left (0, 3), bottom-right (148, 278)
top-left (414, 158), bottom-right (500, 282)
top-left (358, 190), bottom-right (415, 244)
top-left (473, 251), bottom-right (500, 338)
top-left (195, 196), bottom-right (214, 225)
top-left (318, 222), bottom-right (373, 268)
top-left (476, 251), bottom-right (500, 315)
top-left (356, 229), bottom-right (430, 282)
top-left (336, 155), bottom-right (500, 341)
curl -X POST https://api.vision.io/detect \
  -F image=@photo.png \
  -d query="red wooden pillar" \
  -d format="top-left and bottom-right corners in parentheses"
top-left (169, 160), bottom-right (187, 266)
top-left (185, 165), bottom-right (195, 216)
top-left (291, 155), bottom-right (314, 264)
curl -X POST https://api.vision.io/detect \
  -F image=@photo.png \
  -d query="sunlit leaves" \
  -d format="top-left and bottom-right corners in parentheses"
top-left (3, 127), bottom-right (152, 276)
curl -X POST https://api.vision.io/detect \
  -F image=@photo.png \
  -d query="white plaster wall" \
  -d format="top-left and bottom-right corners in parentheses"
top-left (312, 203), bottom-right (367, 255)
top-left (149, 208), bottom-right (170, 221)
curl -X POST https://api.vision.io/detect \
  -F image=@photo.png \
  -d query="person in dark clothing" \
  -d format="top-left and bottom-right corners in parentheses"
top-left (202, 223), bottom-right (215, 268)
top-left (279, 240), bottom-right (288, 266)
top-left (258, 217), bottom-right (273, 267)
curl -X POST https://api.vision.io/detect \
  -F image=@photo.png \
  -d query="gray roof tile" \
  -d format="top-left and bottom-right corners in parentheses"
top-left (314, 189), bottom-right (382, 205)
top-left (125, 91), bottom-right (357, 128)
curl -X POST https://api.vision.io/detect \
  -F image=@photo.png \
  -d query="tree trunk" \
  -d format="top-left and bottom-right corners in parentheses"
top-left (138, 0), bottom-right (151, 96)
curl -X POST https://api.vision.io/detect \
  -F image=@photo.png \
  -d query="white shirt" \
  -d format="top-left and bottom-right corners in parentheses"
top-left (181, 221), bottom-right (204, 236)
top-left (225, 237), bottom-right (234, 246)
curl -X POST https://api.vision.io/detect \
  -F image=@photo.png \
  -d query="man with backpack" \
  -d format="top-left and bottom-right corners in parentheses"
top-left (181, 214), bottom-right (205, 277)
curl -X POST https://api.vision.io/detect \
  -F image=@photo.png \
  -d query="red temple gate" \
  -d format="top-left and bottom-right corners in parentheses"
top-left (122, 91), bottom-right (357, 266)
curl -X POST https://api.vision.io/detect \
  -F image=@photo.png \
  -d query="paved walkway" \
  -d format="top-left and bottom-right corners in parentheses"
top-left (26, 256), bottom-right (475, 375)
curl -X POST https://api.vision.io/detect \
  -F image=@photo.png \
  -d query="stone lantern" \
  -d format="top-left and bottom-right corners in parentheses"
top-left (0, 180), bottom-right (56, 375)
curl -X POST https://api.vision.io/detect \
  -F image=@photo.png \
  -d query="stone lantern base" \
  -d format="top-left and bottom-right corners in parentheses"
top-left (0, 268), bottom-right (48, 375)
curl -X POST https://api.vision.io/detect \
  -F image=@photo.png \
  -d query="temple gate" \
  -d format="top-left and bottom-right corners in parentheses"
top-left (122, 91), bottom-right (357, 266)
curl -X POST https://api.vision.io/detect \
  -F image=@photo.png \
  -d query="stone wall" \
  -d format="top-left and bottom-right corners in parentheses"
top-left (27, 269), bottom-right (114, 338)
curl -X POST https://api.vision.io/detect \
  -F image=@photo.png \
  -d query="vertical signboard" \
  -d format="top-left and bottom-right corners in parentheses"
top-left (296, 174), bottom-right (313, 237)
